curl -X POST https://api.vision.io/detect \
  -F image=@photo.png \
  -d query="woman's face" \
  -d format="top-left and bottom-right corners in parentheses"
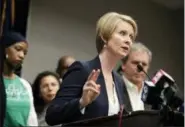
top-left (5, 42), bottom-right (28, 69)
top-left (39, 75), bottom-right (60, 103)
top-left (106, 20), bottom-right (134, 59)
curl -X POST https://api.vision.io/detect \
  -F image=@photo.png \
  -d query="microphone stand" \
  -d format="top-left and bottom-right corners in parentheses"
top-left (160, 104), bottom-right (184, 126)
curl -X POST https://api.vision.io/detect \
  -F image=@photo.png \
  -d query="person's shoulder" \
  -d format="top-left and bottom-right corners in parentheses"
top-left (18, 77), bottom-right (32, 88)
top-left (113, 71), bottom-right (125, 85)
top-left (67, 60), bottom-right (91, 72)
top-left (69, 60), bottom-right (86, 68)
top-left (113, 71), bottom-right (122, 80)
top-left (62, 60), bottom-right (90, 79)
top-left (72, 59), bottom-right (91, 67)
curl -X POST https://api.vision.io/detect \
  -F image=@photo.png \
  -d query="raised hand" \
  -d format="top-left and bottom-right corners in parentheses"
top-left (79, 69), bottom-right (101, 108)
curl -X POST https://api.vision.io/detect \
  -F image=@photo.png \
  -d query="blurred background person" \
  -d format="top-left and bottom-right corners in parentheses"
top-left (32, 71), bottom-right (60, 126)
top-left (56, 55), bottom-right (76, 81)
top-left (1, 31), bottom-right (38, 127)
top-left (46, 12), bottom-right (138, 125)
top-left (120, 42), bottom-right (152, 111)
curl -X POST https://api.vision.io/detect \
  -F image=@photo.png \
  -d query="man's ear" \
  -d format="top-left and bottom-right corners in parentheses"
top-left (121, 63), bottom-right (125, 72)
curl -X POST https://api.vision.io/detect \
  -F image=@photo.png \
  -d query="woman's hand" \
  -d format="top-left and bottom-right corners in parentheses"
top-left (79, 69), bottom-right (101, 108)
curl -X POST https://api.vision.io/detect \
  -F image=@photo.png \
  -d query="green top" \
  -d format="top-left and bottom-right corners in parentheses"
top-left (3, 76), bottom-right (31, 127)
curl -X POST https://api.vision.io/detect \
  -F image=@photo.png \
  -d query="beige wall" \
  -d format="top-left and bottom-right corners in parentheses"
top-left (23, 0), bottom-right (183, 91)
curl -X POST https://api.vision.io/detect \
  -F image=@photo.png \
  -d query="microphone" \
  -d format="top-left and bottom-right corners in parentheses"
top-left (137, 64), bottom-right (152, 81)
top-left (138, 64), bottom-right (163, 109)
top-left (138, 65), bottom-right (184, 126)
top-left (152, 69), bottom-right (175, 92)
top-left (142, 81), bottom-right (163, 109)
top-left (138, 64), bottom-right (183, 110)
top-left (151, 69), bottom-right (183, 110)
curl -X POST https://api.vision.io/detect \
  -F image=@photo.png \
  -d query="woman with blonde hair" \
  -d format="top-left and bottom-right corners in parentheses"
top-left (46, 12), bottom-right (138, 125)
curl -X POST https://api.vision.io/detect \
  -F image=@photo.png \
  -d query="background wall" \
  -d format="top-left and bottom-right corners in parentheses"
top-left (23, 0), bottom-right (184, 92)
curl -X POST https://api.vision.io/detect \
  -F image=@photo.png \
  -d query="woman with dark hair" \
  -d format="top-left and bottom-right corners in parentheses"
top-left (1, 31), bottom-right (38, 126)
top-left (32, 71), bottom-right (60, 126)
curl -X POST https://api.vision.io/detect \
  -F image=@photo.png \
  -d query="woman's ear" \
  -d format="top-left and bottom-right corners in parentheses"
top-left (100, 35), bottom-right (107, 45)
top-left (5, 48), bottom-right (9, 59)
top-left (100, 35), bottom-right (108, 49)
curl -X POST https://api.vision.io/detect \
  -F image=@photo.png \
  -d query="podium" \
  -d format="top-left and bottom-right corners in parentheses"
top-left (63, 110), bottom-right (184, 127)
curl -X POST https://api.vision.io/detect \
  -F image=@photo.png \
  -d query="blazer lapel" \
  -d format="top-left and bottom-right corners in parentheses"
top-left (112, 72), bottom-right (123, 105)
top-left (112, 72), bottom-right (133, 112)
top-left (88, 56), bottom-right (109, 115)
top-left (122, 83), bottom-right (133, 112)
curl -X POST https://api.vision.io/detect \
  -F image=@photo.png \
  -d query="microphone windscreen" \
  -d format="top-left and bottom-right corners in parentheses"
top-left (137, 64), bottom-right (143, 72)
top-left (141, 81), bottom-right (162, 105)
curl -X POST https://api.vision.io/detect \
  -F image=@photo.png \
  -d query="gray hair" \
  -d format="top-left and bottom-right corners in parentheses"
top-left (122, 42), bottom-right (152, 64)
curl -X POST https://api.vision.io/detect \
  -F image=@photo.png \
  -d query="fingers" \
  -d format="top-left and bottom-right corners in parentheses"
top-left (91, 69), bottom-right (100, 82)
top-left (84, 82), bottom-right (101, 96)
top-left (87, 70), bottom-right (95, 81)
top-left (87, 69), bottom-right (100, 82)
top-left (86, 80), bottom-right (100, 90)
top-left (81, 69), bottom-right (101, 106)
top-left (84, 84), bottom-right (101, 100)
top-left (89, 84), bottom-right (101, 101)
top-left (84, 86), bottom-right (100, 94)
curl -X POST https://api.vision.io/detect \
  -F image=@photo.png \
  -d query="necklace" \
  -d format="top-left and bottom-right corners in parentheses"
top-left (112, 82), bottom-right (116, 104)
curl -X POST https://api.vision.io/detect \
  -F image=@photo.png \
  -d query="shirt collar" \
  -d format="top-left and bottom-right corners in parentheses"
top-left (122, 75), bottom-right (144, 93)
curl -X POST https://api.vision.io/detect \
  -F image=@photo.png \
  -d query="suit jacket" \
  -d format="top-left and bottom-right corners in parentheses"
top-left (46, 56), bottom-right (124, 125)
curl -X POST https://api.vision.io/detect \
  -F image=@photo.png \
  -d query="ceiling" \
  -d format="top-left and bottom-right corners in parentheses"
top-left (151, 0), bottom-right (184, 10)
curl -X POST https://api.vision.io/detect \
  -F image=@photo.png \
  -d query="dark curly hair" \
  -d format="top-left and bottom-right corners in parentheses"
top-left (32, 71), bottom-right (60, 114)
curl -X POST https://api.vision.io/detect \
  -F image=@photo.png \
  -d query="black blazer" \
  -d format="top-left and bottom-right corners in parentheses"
top-left (46, 56), bottom-right (124, 125)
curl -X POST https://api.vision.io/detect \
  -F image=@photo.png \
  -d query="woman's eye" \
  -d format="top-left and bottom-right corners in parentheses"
top-left (119, 31), bottom-right (126, 36)
top-left (15, 47), bottom-right (21, 51)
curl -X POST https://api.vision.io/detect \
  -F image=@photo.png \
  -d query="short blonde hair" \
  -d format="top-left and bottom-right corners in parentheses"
top-left (96, 12), bottom-right (138, 53)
